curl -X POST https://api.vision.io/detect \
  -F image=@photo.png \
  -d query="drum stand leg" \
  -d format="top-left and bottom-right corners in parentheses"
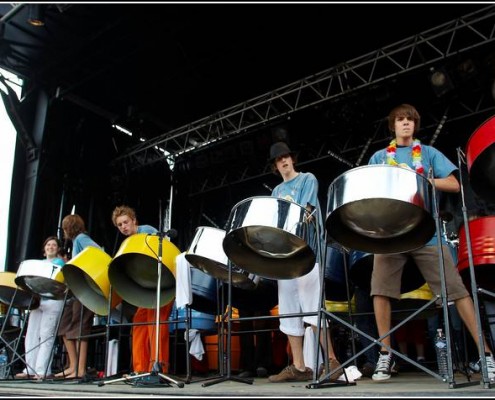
top-left (201, 261), bottom-right (253, 387)
top-left (0, 290), bottom-right (37, 379)
top-left (456, 148), bottom-right (492, 388)
top-left (307, 227), bottom-right (355, 389)
top-left (99, 231), bottom-right (184, 389)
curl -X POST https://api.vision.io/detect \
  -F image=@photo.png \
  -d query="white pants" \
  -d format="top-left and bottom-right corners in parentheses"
top-left (23, 298), bottom-right (64, 376)
top-left (277, 263), bottom-right (322, 337)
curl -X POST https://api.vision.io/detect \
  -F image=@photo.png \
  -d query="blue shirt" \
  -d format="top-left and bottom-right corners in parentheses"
top-left (51, 257), bottom-right (65, 267)
top-left (137, 225), bottom-right (158, 235)
top-left (72, 233), bottom-right (101, 257)
top-left (271, 172), bottom-right (324, 254)
top-left (369, 143), bottom-right (458, 247)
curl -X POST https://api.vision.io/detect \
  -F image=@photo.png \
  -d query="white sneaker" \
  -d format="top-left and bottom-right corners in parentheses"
top-left (372, 351), bottom-right (392, 381)
top-left (484, 353), bottom-right (495, 381)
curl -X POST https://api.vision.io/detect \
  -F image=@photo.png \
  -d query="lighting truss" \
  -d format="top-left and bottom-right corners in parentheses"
top-left (117, 5), bottom-right (495, 171)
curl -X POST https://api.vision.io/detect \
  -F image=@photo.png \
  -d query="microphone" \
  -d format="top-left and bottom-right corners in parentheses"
top-left (165, 228), bottom-right (178, 239)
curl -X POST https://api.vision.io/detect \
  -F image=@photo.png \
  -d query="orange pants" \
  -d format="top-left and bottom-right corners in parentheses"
top-left (132, 300), bottom-right (174, 373)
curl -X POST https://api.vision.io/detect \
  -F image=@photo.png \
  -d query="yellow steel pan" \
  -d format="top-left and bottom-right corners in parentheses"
top-left (393, 283), bottom-right (437, 320)
top-left (108, 233), bottom-right (180, 309)
top-left (0, 271), bottom-right (40, 309)
top-left (325, 296), bottom-right (356, 314)
top-left (62, 246), bottom-right (121, 316)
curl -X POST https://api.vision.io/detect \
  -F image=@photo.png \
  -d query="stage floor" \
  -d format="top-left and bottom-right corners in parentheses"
top-left (0, 371), bottom-right (492, 398)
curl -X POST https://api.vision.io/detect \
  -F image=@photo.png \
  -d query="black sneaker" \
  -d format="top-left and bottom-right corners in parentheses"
top-left (256, 367), bottom-right (268, 378)
top-left (372, 351), bottom-right (392, 381)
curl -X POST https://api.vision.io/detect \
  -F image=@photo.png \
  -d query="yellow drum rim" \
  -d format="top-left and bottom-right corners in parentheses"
top-left (113, 233), bottom-right (179, 277)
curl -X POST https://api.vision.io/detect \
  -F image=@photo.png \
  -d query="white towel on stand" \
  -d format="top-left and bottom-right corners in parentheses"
top-left (106, 339), bottom-right (119, 377)
top-left (185, 328), bottom-right (205, 361)
top-left (303, 326), bottom-right (323, 370)
top-left (175, 252), bottom-right (192, 309)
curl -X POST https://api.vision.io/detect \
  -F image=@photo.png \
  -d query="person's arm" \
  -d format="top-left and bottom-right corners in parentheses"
top-left (429, 173), bottom-right (460, 193)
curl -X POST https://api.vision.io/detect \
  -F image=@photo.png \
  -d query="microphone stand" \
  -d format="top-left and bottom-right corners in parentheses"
top-left (99, 203), bottom-right (184, 388)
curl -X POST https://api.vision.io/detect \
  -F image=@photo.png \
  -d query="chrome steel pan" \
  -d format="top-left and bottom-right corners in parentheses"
top-left (15, 259), bottom-right (67, 299)
top-left (223, 196), bottom-right (316, 280)
top-left (326, 165), bottom-right (435, 254)
top-left (186, 226), bottom-right (260, 290)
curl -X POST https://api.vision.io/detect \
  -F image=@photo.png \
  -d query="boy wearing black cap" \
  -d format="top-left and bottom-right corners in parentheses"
top-left (267, 141), bottom-right (343, 383)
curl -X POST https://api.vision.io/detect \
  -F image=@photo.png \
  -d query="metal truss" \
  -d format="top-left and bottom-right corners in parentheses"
top-left (117, 4), bottom-right (495, 171)
top-left (184, 89), bottom-right (495, 197)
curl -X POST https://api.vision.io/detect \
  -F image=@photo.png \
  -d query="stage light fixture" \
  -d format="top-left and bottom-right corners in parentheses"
top-left (429, 67), bottom-right (454, 97)
top-left (27, 4), bottom-right (45, 27)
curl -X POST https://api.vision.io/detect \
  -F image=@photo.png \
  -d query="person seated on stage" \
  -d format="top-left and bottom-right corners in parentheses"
top-left (55, 214), bottom-right (98, 379)
top-left (111, 205), bottom-right (174, 375)
top-left (266, 141), bottom-right (343, 383)
top-left (367, 103), bottom-right (495, 382)
top-left (15, 236), bottom-right (66, 380)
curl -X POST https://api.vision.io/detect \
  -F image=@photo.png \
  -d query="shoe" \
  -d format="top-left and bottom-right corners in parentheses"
top-left (268, 365), bottom-right (313, 383)
top-left (372, 351), bottom-right (393, 381)
top-left (256, 367), bottom-right (268, 378)
top-left (390, 360), bottom-right (398, 375)
top-left (484, 353), bottom-right (495, 381)
top-left (360, 362), bottom-right (375, 378)
top-left (15, 372), bottom-right (31, 379)
top-left (318, 359), bottom-right (343, 381)
top-left (238, 370), bottom-right (254, 378)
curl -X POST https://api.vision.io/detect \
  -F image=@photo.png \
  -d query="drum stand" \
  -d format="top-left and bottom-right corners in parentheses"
top-left (308, 171), bottom-right (481, 389)
top-left (99, 230), bottom-right (184, 388)
top-left (306, 219), bottom-right (354, 389)
top-left (456, 148), bottom-right (492, 388)
top-left (0, 290), bottom-right (35, 379)
top-left (201, 260), bottom-right (253, 387)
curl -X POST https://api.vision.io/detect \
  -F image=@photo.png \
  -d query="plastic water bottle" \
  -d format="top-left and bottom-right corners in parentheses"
top-left (435, 328), bottom-right (448, 378)
top-left (0, 347), bottom-right (8, 379)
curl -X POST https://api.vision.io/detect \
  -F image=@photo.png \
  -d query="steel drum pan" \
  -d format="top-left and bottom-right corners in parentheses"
top-left (466, 115), bottom-right (495, 203)
top-left (63, 246), bottom-right (121, 316)
top-left (218, 277), bottom-right (278, 313)
top-left (15, 259), bottom-right (67, 300)
top-left (222, 196), bottom-right (317, 280)
top-left (189, 267), bottom-right (219, 315)
top-left (457, 216), bottom-right (495, 290)
top-left (186, 226), bottom-right (259, 290)
top-left (108, 233), bottom-right (180, 309)
top-left (0, 272), bottom-right (39, 309)
top-left (324, 244), bottom-right (353, 302)
top-left (325, 296), bottom-right (356, 314)
top-left (348, 250), bottom-right (426, 294)
top-left (326, 165), bottom-right (435, 254)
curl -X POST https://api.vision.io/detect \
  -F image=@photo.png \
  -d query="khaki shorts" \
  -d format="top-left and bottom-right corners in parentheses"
top-left (370, 245), bottom-right (469, 301)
